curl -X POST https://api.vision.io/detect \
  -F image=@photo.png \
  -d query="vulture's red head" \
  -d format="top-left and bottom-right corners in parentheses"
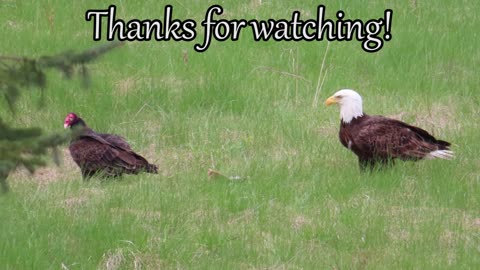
top-left (64, 112), bottom-right (80, 129)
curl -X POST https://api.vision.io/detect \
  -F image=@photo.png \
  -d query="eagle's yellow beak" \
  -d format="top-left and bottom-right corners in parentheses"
top-left (325, 96), bottom-right (338, 106)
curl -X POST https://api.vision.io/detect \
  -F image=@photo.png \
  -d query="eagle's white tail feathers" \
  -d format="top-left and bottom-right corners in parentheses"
top-left (426, 150), bottom-right (455, 160)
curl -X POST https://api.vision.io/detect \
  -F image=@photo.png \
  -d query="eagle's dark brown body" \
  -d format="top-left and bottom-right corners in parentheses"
top-left (65, 114), bottom-right (157, 179)
top-left (339, 114), bottom-right (451, 170)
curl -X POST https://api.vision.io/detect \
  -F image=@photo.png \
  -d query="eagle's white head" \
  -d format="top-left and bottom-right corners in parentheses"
top-left (325, 89), bottom-right (364, 124)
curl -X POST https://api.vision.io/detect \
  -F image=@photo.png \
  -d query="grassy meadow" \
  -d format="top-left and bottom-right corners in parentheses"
top-left (1, 0), bottom-right (480, 269)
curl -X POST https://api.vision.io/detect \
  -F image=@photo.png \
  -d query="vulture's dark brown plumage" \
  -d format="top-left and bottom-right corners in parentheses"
top-left (64, 113), bottom-right (158, 179)
top-left (326, 89), bottom-right (454, 170)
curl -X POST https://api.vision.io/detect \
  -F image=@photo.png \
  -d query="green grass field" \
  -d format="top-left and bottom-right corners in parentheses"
top-left (1, 0), bottom-right (479, 269)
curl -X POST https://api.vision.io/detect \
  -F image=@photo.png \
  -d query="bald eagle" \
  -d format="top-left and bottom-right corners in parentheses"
top-left (325, 89), bottom-right (454, 170)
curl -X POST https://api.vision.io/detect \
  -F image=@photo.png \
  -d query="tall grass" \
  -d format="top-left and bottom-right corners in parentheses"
top-left (1, 0), bottom-right (479, 269)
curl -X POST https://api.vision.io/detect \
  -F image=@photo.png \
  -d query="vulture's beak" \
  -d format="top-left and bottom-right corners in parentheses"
top-left (64, 123), bottom-right (69, 129)
top-left (325, 96), bottom-right (338, 106)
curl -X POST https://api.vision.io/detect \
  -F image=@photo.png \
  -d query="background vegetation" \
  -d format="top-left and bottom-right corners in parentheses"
top-left (1, 0), bottom-right (479, 269)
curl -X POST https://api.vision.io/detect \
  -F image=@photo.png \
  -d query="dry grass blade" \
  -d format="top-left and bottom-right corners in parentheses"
top-left (312, 42), bottom-right (330, 108)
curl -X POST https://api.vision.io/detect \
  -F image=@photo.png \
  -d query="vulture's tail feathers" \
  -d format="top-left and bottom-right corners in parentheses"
top-left (146, 163), bottom-right (158, 174)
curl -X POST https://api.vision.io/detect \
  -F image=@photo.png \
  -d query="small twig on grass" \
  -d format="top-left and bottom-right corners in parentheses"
top-left (251, 66), bottom-right (311, 84)
top-left (208, 168), bottom-right (246, 181)
top-left (116, 120), bottom-right (148, 126)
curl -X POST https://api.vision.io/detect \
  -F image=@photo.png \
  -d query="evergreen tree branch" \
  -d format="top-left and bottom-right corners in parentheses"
top-left (0, 42), bottom-right (123, 193)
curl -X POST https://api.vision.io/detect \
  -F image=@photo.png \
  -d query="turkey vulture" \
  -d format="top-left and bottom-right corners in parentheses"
top-left (64, 113), bottom-right (158, 179)
top-left (325, 89), bottom-right (454, 170)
